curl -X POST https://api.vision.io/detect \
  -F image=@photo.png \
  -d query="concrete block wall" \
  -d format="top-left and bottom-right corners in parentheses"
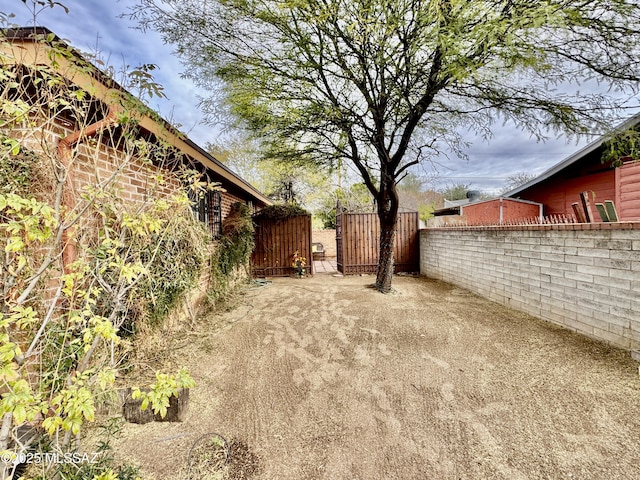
top-left (420, 223), bottom-right (640, 350)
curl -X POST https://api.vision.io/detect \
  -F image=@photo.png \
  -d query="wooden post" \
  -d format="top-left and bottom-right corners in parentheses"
top-left (571, 203), bottom-right (586, 223)
top-left (121, 388), bottom-right (155, 424)
top-left (580, 191), bottom-right (594, 223)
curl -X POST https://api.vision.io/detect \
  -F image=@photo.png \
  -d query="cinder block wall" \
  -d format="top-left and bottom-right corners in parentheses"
top-left (420, 223), bottom-right (640, 350)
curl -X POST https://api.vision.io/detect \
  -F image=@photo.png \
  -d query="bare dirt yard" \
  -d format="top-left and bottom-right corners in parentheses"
top-left (116, 274), bottom-right (640, 479)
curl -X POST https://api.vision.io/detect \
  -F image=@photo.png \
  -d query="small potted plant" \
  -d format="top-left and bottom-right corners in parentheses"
top-left (292, 250), bottom-right (306, 277)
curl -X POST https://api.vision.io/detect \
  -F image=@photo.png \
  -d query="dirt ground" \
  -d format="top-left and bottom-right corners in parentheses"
top-left (115, 274), bottom-right (640, 479)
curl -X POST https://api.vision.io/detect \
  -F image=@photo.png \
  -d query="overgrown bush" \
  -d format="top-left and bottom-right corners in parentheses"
top-left (0, 138), bottom-right (35, 194)
top-left (117, 207), bottom-right (210, 332)
top-left (1, 18), bottom-right (261, 480)
top-left (26, 418), bottom-right (141, 480)
top-left (0, 30), bottom-right (216, 480)
top-left (601, 126), bottom-right (640, 167)
top-left (252, 203), bottom-right (309, 222)
top-left (208, 202), bottom-right (255, 303)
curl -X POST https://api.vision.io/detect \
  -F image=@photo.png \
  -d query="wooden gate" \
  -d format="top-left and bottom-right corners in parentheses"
top-left (336, 211), bottom-right (419, 275)
top-left (251, 214), bottom-right (313, 277)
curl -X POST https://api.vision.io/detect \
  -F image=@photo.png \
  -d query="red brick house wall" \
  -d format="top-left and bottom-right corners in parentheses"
top-left (73, 140), bottom-right (183, 203)
top-left (460, 198), bottom-right (542, 225)
top-left (221, 189), bottom-right (250, 218)
top-left (2, 27), bottom-right (270, 224)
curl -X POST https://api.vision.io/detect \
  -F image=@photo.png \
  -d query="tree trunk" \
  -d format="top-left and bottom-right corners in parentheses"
top-left (375, 214), bottom-right (396, 293)
top-left (375, 176), bottom-right (399, 293)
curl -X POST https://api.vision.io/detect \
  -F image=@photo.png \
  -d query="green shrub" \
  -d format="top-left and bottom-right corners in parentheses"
top-left (133, 212), bottom-right (210, 329)
top-left (252, 203), bottom-right (309, 222)
top-left (208, 202), bottom-right (255, 303)
top-left (0, 136), bottom-right (45, 195)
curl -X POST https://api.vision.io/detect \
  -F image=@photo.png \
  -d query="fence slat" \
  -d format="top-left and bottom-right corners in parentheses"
top-left (336, 212), bottom-right (419, 274)
top-left (251, 214), bottom-right (312, 277)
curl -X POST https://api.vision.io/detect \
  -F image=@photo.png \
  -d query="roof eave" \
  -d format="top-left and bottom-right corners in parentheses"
top-left (2, 26), bottom-right (272, 207)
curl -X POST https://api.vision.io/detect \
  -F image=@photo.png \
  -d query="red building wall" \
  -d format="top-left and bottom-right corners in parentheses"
top-left (617, 162), bottom-right (640, 221)
top-left (461, 198), bottom-right (541, 225)
top-left (516, 170), bottom-right (615, 220)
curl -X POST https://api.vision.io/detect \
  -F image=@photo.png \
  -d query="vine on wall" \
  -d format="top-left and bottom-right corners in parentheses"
top-left (208, 202), bottom-right (255, 304)
top-left (0, 28), bottom-right (244, 480)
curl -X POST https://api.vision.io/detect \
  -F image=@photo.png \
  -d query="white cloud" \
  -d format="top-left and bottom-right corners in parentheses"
top-left (7, 0), bottom-right (218, 145)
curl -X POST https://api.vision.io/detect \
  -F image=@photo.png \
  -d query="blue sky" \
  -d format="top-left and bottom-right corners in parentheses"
top-left (6, 0), bottom-right (213, 145)
top-left (4, 0), bottom-right (636, 194)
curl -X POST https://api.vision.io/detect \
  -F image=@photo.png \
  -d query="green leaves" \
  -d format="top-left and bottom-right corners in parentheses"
top-left (8, 305), bottom-right (38, 329)
top-left (21, 1), bottom-right (71, 15)
top-left (121, 211), bottom-right (166, 235)
top-left (127, 63), bottom-right (168, 100)
top-left (135, 0), bottom-right (640, 171)
top-left (601, 127), bottom-right (640, 166)
top-left (0, 379), bottom-right (43, 425)
top-left (0, 36), bottom-right (216, 474)
top-left (0, 194), bottom-right (58, 251)
top-left (45, 382), bottom-right (96, 436)
top-left (132, 368), bottom-right (195, 418)
top-left (0, 338), bottom-right (18, 364)
top-left (0, 177), bottom-right (207, 459)
top-left (2, 137), bottom-right (20, 155)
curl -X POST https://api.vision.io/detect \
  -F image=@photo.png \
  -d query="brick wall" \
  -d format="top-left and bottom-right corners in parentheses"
top-left (460, 198), bottom-right (541, 225)
top-left (221, 190), bottom-right (247, 219)
top-left (73, 140), bottom-right (182, 203)
top-left (420, 223), bottom-right (640, 350)
top-left (7, 118), bottom-right (183, 205)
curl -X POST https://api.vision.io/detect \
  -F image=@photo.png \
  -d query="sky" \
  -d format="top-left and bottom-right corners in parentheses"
top-left (4, 0), bottom-right (637, 195)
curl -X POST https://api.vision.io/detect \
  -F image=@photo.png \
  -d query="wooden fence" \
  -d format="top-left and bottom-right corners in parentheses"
top-left (251, 214), bottom-right (313, 277)
top-left (336, 211), bottom-right (419, 275)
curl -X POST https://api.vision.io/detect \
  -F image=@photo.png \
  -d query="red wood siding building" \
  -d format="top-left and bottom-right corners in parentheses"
top-left (506, 114), bottom-right (640, 222)
top-left (617, 162), bottom-right (640, 220)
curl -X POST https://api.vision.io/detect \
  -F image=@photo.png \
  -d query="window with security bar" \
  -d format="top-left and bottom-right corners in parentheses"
top-left (191, 189), bottom-right (222, 239)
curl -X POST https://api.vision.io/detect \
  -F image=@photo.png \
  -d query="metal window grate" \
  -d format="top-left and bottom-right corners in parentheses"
top-left (208, 190), bottom-right (222, 238)
top-left (191, 190), bottom-right (222, 239)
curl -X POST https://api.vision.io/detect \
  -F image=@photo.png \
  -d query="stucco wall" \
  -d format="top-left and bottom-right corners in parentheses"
top-left (420, 223), bottom-right (640, 351)
top-left (312, 230), bottom-right (337, 257)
